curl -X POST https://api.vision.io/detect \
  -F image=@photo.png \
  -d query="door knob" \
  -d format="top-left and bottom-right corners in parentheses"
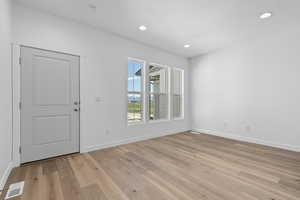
top-left (74, 101), bottom-right (79, 105)
top-left (74, 108), bottom-right (79, 112)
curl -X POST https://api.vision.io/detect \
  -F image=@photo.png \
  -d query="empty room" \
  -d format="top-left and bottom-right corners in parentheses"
top-left (0, 0), bottom-right (299, 199)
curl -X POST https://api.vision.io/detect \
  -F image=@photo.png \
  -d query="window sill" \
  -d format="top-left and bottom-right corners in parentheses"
top-left (127, 118), bottom-right (184, 126)
top-left (173, 117), bottom-right (184, 121)
top-left (127, 121), bottom-right (145, 126)
top-left (148, 119), bottom-right (170, 124)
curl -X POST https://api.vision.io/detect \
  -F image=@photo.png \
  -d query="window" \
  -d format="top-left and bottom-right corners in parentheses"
top-left (127, 59), bottom-right (144, 123)
top-left (127, 58), bottom-right (184, 124)
top-left (172, 68), bottom-right (184, 119)
top-left (148, 64), bottom-right (169, 121)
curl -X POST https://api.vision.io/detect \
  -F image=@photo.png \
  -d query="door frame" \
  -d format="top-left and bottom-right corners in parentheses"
top-left (12, 44), bottom-right (83, 167)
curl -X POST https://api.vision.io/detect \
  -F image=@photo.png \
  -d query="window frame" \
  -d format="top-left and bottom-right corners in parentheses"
top-left (171, 67), bottom-right (184, 120)
top-left (127, 57), bottom-right (146, 125)
top-left (127, 58), bottom-right (184, 125)
top-left (147, 63), bottom-right (171, 122)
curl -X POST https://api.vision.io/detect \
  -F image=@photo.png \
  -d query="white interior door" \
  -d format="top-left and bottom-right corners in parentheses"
top-left (20, 46), bottom-right (80, 163)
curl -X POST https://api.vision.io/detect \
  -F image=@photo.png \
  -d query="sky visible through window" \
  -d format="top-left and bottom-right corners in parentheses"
top-left (128, 61), bottom-right (142, 102)
top-left (128, 60), bottom-right (143, 122)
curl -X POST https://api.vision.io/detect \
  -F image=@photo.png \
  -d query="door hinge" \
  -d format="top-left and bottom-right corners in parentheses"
top-left (19, 146), bottom-right (22, 154)
top-left (19, 57), bottom-right (21, 65)
top-left (19, 102), bottom-right (22, 110)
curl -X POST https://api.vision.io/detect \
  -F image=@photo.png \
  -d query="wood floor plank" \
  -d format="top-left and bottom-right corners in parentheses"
top-left (83, 153), bottom-right (130, 200)
top-left (79, 184), bottom-right (107, 200)
top-left (1, 132), bottom-right (300, 200)
top-left (39, 172), bottom-right (64, 200)
top-left (56, 157), bottom-right (81, 200)
top-left (68, 154), bottom-right (98, 187)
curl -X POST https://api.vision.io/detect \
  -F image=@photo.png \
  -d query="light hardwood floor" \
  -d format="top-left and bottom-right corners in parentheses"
top-left (1, 132), bottom-right (300, 200)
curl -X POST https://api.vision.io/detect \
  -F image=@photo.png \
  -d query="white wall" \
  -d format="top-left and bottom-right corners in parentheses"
top-left (190, 25), bottom-right (300, 151)
top-left (12, 4), bottom-right (190, 158)
top-left (0, 0), bottom-right (12, 190)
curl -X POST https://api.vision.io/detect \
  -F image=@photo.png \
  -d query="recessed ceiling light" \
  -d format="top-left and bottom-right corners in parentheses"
top-left (184, 44), bottom-right (191, 48)
top-left (139, 25), bottom-right (147, 31)
top-left (260, 12), bottom-right (272, 19)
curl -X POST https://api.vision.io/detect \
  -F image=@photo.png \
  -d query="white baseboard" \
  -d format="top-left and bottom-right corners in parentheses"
top-left (0, 162), bottom-right (13, 191)
top-left (192, 128), bottom-right (300, 152)
top-left (82, 130), bottom-right (185, 153)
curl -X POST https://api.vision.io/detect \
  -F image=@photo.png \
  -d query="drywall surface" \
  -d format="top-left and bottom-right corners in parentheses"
top-left (0, 0), bottom-right (12, 190)
top-left (12, 4), bottom-right (190, 155)
top-left (190, 25), bottom-right (300, 151)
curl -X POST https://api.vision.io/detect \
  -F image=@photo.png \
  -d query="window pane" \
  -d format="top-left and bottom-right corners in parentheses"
top-left (149, 65), bottom-right (168, 93)
top-left (173, 69), bottom-right (183, 118)
top-left (128, 60), bottom-right (142, 92)
top-left (173, 94), bottom-right (182, 118)
top-left (149, 93), bottom-right (168, 120)
top-left (148, 64), bottom-right (169, 121)
top-left (173, 70), bottom-right (182, 95)
top-left (128, 93), bottom-right (142, 122)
